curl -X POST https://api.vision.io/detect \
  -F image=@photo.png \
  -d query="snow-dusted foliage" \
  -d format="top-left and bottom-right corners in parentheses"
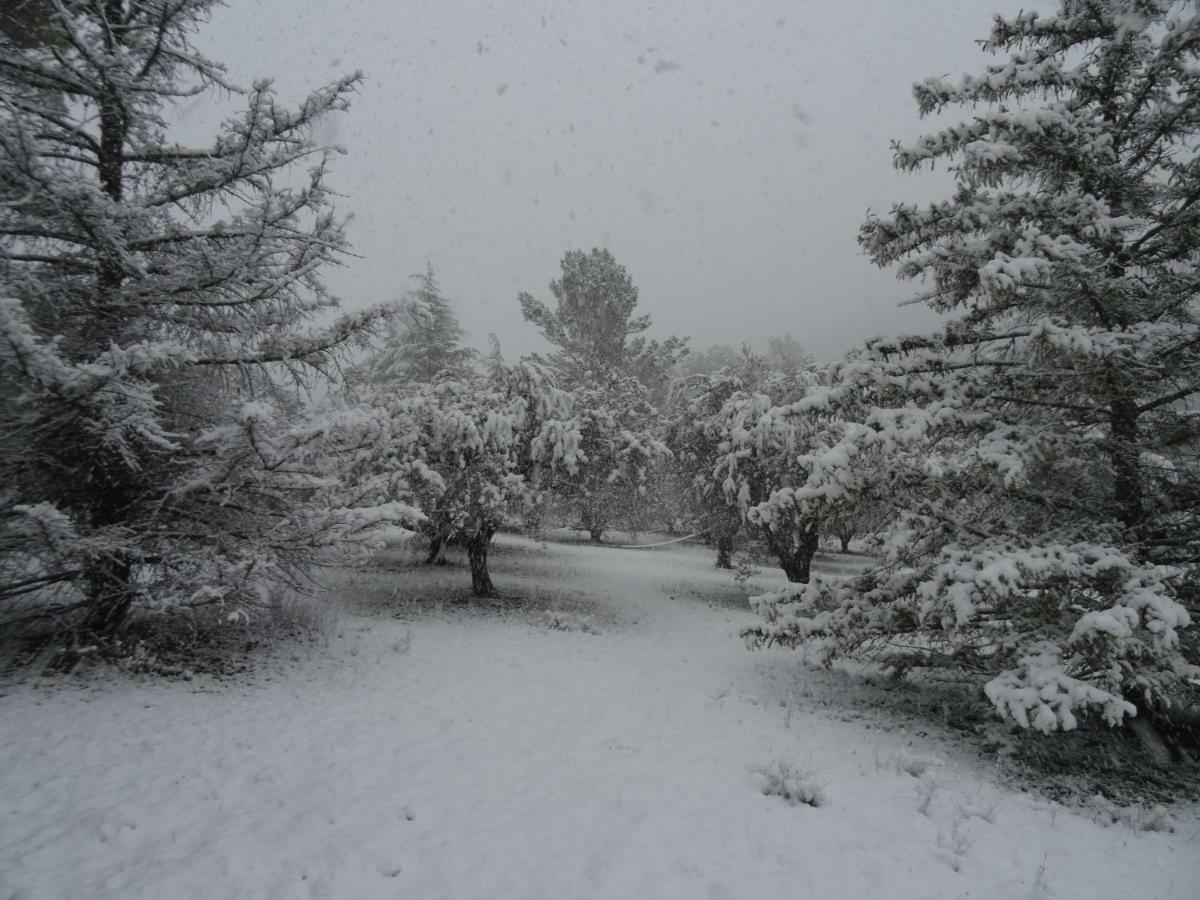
top-left (745, 1), bottom-right (1200, 734)
top-left (373, 360), bottom-right (578, 595)
top-left (518, 247), bottom-right (688, 398)
top-left (710, 366), bottom-right (859, 583)
top-left (666, 355), bottom-right (871, 575)
top-left (664, 371), bottom-right (747, 566)
top-left (0, 1), bottom-right (406, 637)
top-left (516, 249), bottom-right (679, 539)
top-left (552, 375), bottom-right (671, 543)
top-left (360, 261), bottom-right (475, 385)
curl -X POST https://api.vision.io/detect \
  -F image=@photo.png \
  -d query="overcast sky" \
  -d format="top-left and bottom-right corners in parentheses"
top-left (182, 0), bottom-right (1047, 362)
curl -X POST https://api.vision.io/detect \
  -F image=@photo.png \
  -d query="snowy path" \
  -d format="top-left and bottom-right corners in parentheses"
top-left (1, 536), bottom-right (1197, 899)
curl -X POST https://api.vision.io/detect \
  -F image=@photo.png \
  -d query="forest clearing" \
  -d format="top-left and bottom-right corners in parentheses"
top-left (3, 534), bottom-right (1196, 899)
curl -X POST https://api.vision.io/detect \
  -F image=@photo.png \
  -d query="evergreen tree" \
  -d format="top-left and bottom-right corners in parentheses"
top-left (367, 261), bottom-right (474, 384)
top-left (518, 248), bottom-right (688, 393)
top-left (0, 1), bottom-right (404, 639)
top-left (747, 0), bottom-right (1200, 736)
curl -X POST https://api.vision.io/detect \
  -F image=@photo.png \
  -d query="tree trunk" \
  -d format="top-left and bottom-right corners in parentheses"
top-left (71, 5), bottom-right (135, 643)
top-left (80, 555), bottom-right (134, 638)
top-left (1110, 397), bottom-right (1145, 550)
top-left (839, 534), bottom-right (851, 554)
top-left (715, 534), bottom-right (734, 569)
top-left (767, 525), bottom-right (821, 583)
top-left (426, 535), bottom-right (446, 565)
top-left (589, 526), bottom-right (604, 543)
top-left (780, 556), bottom-right (810, 583)
top-left (468, 528), bottom-right (497, 597)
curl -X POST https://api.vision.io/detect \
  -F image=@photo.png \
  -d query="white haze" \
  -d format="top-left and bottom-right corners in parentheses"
top-left (177, 0), bottom-right (1050, 361)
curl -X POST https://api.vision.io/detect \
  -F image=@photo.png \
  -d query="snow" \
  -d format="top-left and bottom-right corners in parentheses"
top-left (2, 536), bottom-right (1197, 899)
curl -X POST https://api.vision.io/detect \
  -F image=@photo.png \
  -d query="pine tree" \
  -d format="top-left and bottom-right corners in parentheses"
top-left (367, 261), bottom-right (474, 384)
top-left (518, 248), bottom-right (688, 394)
top-left (747, 0), bottom-right (1200, 736)
top-left (0, 1), bottom-right (403, 639)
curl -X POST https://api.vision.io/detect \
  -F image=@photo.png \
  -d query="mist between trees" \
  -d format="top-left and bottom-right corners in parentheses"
top-left (2, 1), bottom-right (1199, 758)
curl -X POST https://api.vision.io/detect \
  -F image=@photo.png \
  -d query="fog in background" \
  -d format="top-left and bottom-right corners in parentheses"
top-left (178, 0), bottom-right (1043, 361)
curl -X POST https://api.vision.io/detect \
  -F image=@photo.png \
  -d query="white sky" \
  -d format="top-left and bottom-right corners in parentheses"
top-left (181, 0), bottom-right (1049, 361)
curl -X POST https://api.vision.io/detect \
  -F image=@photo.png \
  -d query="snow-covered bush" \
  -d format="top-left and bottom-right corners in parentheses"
top-left (532, 609), bottom-right (598, 634)
top-left (1093, 799), bottom-right (1174, 834)
top-left (745, 1), bottom-right (1200, 738)
top-left (756, 759), bottom-right (827, 808)
top-left (895, 752), bottom-right (944, 780)
top-left (666, 353), bottom-right (885, 573)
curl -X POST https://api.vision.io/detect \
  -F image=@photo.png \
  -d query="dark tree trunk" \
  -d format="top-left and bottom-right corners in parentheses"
top-left (780, 555), bottom-right (811, 583)
top-left (766, 524), bottom-right (821, 583)
top-left (589, 526), bottom-right (604, 543)
top-left (79, 555), bottom-right (134, 639)
top-left (715, 534), bottom-right (734, 569)
top-left (839, 534), bottom-right (851, 554)
top-left (426, 535), bottom-right (446, 565)
top-left (468, 528), bottom-right (497, 597)
top-left (1110, 397), bottom-right (1145, 550)
top-left (73, 7), bottom-right (137, 640)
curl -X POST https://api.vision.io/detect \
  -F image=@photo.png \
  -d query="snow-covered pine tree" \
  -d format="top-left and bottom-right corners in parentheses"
top-left (365, 261), bottom-right (474, 384)
top-left (747, 0), bottom-right (1200, 736)
top-left (518, 248), bottom-right (688, 397)
top-left (0, 1), bottom-right (406, 640)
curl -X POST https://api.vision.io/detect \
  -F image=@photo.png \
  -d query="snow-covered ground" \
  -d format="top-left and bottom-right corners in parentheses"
top-left (1, 536), bottom-right (1196, 899)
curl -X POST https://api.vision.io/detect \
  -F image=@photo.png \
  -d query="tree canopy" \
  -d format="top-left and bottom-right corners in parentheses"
top-left (519, 248), bottom-right (688, 393)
